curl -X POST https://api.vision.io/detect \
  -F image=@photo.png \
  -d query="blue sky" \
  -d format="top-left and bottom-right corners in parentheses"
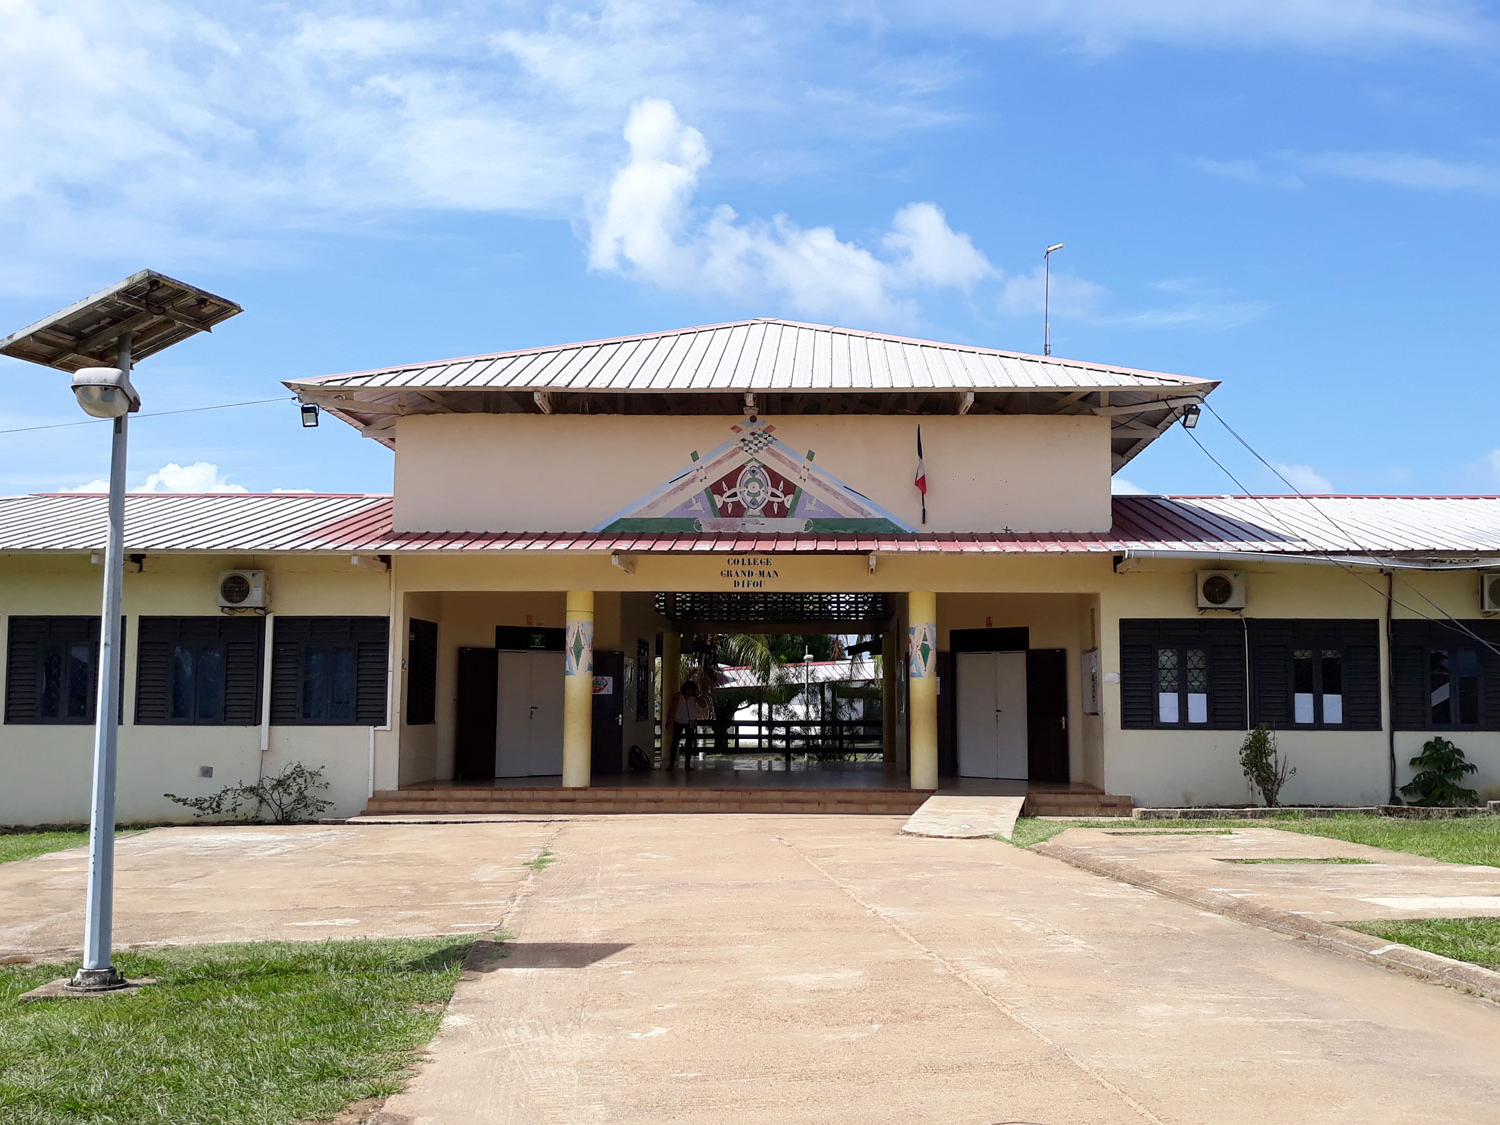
top-left (2, 0), bottom-right (1497, 500)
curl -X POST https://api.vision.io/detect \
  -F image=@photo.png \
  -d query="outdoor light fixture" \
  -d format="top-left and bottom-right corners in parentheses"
top-left (1043, 242), bottom-right (1065, 356)
top-left (71, 367), bottom-right (140, 419)
top-left (1181, 403), bottom-right (1202, 430)
top-left (300, 403), bottom-right (320, 428)
top-left (0, 270), bottom-right (240, 993)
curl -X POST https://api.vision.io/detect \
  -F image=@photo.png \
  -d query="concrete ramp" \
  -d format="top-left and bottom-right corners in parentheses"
top-left (900, 794), bottom-right (1025, 839)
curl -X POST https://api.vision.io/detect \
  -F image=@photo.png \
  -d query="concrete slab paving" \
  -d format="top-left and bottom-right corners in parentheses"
top-left (899, 793), bottom-right (1024, 838)
top-left (374, 815), bottom-right (1500, 1125)
top-left (1047, 824), bottom-right (1500, 921)
top-left (0, 822), bottom-right (558, 957)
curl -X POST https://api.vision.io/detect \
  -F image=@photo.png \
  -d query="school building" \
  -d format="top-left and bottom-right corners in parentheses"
top-left (3, 318), bottom-right (1499, 823)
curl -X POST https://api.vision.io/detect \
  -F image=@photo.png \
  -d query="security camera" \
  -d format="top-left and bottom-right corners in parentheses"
top-left (71, 367), bottom-right (141, 419)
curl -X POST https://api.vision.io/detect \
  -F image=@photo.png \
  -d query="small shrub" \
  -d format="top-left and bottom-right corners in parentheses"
top-left (1399, 737), bottom-right (1479, 807)
top-left (1239, 724), bottom-right (1295, 808)
top-left (166, 762), bottom-right (334, 824)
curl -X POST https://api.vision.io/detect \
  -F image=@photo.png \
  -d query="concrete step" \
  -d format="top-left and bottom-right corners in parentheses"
top-left (362, 786), bottom-right (928, 817)
top-left (1021, 792), bottom-right (1135, 818)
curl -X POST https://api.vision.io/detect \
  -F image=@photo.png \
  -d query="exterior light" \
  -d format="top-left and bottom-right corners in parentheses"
top-left (1044, 242), bottom-right (1065, 356)
top-left (71, 367), bottom-right (140, 419)
top-left (1046, 243), bottom-right (1065, 255)
top-left (1182, 404), bottom-right (1201, 429)
top-left (300, 403), bottom-right (320, 428)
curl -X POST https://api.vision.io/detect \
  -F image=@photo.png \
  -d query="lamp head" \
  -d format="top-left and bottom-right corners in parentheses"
top-left (1181, 403), bottom-right (1202, 430)
top-left (1045, 242), bottom-right (1065, 255)
top-left (300, 403), bottom-right (320, 428)
top-left (71, 367), bottom-right (140, 419)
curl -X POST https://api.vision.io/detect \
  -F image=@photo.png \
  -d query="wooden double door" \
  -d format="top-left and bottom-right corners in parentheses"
top-left (955, 647), bottom-right (1069, 782)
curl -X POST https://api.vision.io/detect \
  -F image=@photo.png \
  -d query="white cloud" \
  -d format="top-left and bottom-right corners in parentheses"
top-left (897, 0), bottom-right (1492, 54)
top-left (587, 99), bottom-right (994, 321)
top-left (1111, 476), bottom-right (1150, 495)
top-left (1484, 450), bottom-right (1500, 486)
top-left (61, 461), bottom-right (248, 494)
top-left (1194, 150), bottom-right (1499, 193)
top-left (1271, 461), bottom-right (1335, 493)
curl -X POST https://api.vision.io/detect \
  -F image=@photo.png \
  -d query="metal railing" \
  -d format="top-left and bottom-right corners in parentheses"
top-left (665, 718), bottom-right (883, 767)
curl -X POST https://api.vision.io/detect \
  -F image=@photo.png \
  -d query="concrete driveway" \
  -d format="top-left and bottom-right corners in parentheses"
top-left (5, 817), bottom-right (1500, 1123)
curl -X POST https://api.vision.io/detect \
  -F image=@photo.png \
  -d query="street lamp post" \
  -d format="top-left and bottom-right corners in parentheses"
top-left (0, 271), bottom-right (241, 993)
top-left (1044, 242), bottom-right (1064, 356)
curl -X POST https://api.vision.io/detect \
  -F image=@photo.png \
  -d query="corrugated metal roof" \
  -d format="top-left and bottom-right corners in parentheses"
top-left (4, 492), bottom-right (1500, 557)
top-left (288, 319), bottom-right (1212, 396)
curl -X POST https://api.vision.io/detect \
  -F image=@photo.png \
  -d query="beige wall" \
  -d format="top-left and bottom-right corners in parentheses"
top-left (1096, 559), bottom-right (1500, 807)
top-left (0, 552), bottom-right (391, 825)
top-left (393, 413), bottom-right (1113, 534)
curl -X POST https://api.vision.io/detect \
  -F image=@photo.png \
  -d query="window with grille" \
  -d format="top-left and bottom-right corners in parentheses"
top-left (270, 617), bottom-right (388, 726)
top-left (1392, 620), bottom-right (1500, 731)
top-left (4, 616), bottom-right (118, 725)
top-left (1248, 621), bottom-right (1378, 731)
top-left (136, 617), bottom-right (263, 726)
top-left (1120, 620), bottom-right (1246, 730)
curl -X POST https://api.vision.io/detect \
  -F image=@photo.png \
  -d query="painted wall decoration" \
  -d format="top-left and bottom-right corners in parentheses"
top-left (565, 620), bottom-right (594, 677)
top-left (593, 421), bottom-right (915, 533)
top-left (909, 621), bottom-right (936, 679)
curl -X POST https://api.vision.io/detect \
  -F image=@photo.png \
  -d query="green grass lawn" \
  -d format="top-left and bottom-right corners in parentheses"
top-left (1005, 813), bottom-right (1500, 867)
top-left (0, 937), bottom-right (472, 1125)
top-left (1271, 814), bottom-right (1500, 867)
top-left (0, 830), bottom-right (148, 866)
top-left (1347, 918), bottom-right (1500, 971)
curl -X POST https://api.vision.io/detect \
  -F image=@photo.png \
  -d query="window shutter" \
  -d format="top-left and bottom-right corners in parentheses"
top-left (1118, 620), bottom-right (1156, 730)
top-left (269, 617), bottom-right (308, 725)
top-left (1249, 621), bottom-right (1292, 729)
top-left (1477, 622), bottom-right (1500, 731)
top-left (1390, 623), bottom-right (1428, 731)
top-left (4, 617), bottom-right (45, 722)
top-left (1338, 621), bottom-right (1381, 730)
top-left (353, 618), bottom-right (389, 725)
top-left (134, 618), bottom-right (173, 724)
top-left (1206, 622), bottom-right (1246, 729)
top-left (222, 617), bottom-right (265, 725)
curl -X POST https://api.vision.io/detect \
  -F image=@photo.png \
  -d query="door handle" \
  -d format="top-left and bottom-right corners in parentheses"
top-left (1060, 715), bottom-right (1067, 731)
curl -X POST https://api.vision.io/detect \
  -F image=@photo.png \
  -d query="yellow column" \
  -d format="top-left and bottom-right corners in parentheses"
top-left (908, 592), bottom-right (939, 790)
top-left (880, 630), bottom-right (897, 764)
top-left (660, 631), bottom-right (681, 765)
top-left (562, 591), bottom-right (594, 788)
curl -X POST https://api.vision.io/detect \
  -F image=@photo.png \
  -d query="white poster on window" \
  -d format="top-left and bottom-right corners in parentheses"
top-left (1323, 694), bottom-right (1343, 724)
top-left (1187, 693), bottom-right (1208, 724)
top-left (1158, 693), bottom-right (1179, 724)
top-left (1294, 693), bottom-right (1314, 724)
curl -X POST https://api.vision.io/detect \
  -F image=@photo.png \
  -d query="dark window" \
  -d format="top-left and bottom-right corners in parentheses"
top-left (1120, 620), bottom-right (1246, 730)
top-left (406, 618), bottom-right (438, 726)
top-left (270, 617), bottom-right (388, 725)
top-left (1248, 620), bottom-right (1379, 730)
top-left (1392, 620), bottom-right (1500, 731)
top-left (136, 617), bottom-right (263, 725)
top-left (5, 616), bottom-right (121, 724)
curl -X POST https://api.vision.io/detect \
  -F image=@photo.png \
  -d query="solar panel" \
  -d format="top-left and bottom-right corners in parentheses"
top-left (0, 269), bottom-right (242, 372)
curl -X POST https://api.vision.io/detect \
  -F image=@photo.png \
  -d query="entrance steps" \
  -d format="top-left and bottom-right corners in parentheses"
top-left (361, 785), bottom-right (929, 818)
top-left (1021, 790), bottom-right (1135, 818)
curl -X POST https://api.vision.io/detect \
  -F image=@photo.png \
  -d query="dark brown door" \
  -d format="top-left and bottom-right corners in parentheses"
top-left (591, 651), bottom-right (625, 777)
top-left (454, 646), bottom-right (498, 781)
top-left (1026, 648), bottom-right (1069, 783)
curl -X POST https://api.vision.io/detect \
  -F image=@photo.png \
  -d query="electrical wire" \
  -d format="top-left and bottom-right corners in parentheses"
top-left (1182, 411), bottom-right (1500, 658)
top-left (0, 395), bottom-right (296, 436)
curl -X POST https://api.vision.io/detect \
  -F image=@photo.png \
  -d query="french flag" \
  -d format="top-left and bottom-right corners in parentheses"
top-left (914, 425), bottom-right (927, 525)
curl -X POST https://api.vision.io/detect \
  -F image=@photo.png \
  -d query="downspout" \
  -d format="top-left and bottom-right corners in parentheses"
top-left (1385, 569), bottom-right (1397, 804)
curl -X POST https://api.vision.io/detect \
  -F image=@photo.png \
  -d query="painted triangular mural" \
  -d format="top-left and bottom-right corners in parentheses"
top-left (593, 421), bottom-right (915, 533)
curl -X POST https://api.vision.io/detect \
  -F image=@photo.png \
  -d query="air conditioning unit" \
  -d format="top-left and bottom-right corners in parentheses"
top-left (1196, 570), bottom-right (1246, 610)
top-left (1482, 572), bottom-right (1500, 614)
top-left (218, 570), bottom-right (270, 610)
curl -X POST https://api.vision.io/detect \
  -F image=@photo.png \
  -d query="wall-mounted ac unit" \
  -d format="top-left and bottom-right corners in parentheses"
top-left (218, 570), bottom-right (269, 610)
top-left (1196, 570), bottom-right (1246, 610)
top-left (1482, 572), bottom-right (1500, 614)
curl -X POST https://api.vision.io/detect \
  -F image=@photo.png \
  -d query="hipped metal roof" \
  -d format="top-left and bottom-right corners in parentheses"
top-left (4, 492), bottom-right (1500, 558)
top-left (285, 318), bottom-right (1216, 470)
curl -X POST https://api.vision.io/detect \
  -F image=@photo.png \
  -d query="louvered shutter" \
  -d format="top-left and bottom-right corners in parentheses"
top-left (1338, 621), bottom-right (1381, 730)
top-left (1249, 621), bottom-right (1293, 728)
top-left (1205, 621), bottom-right (1247, 729)
top-left (4, 617), bottom-right (45, 722)
top-left (222, 617), bottom-right (264, 725)
top-left (1390, 622), bottom-right (1428, 731)
top-left (269, 617), bottom-right (308, 724)
top-left (353, 617), bottom-right (389, 725)
top-left (134, 618), bottom-right (173, 723)
top-left (1118, 620), bottom-right (1156, 730)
